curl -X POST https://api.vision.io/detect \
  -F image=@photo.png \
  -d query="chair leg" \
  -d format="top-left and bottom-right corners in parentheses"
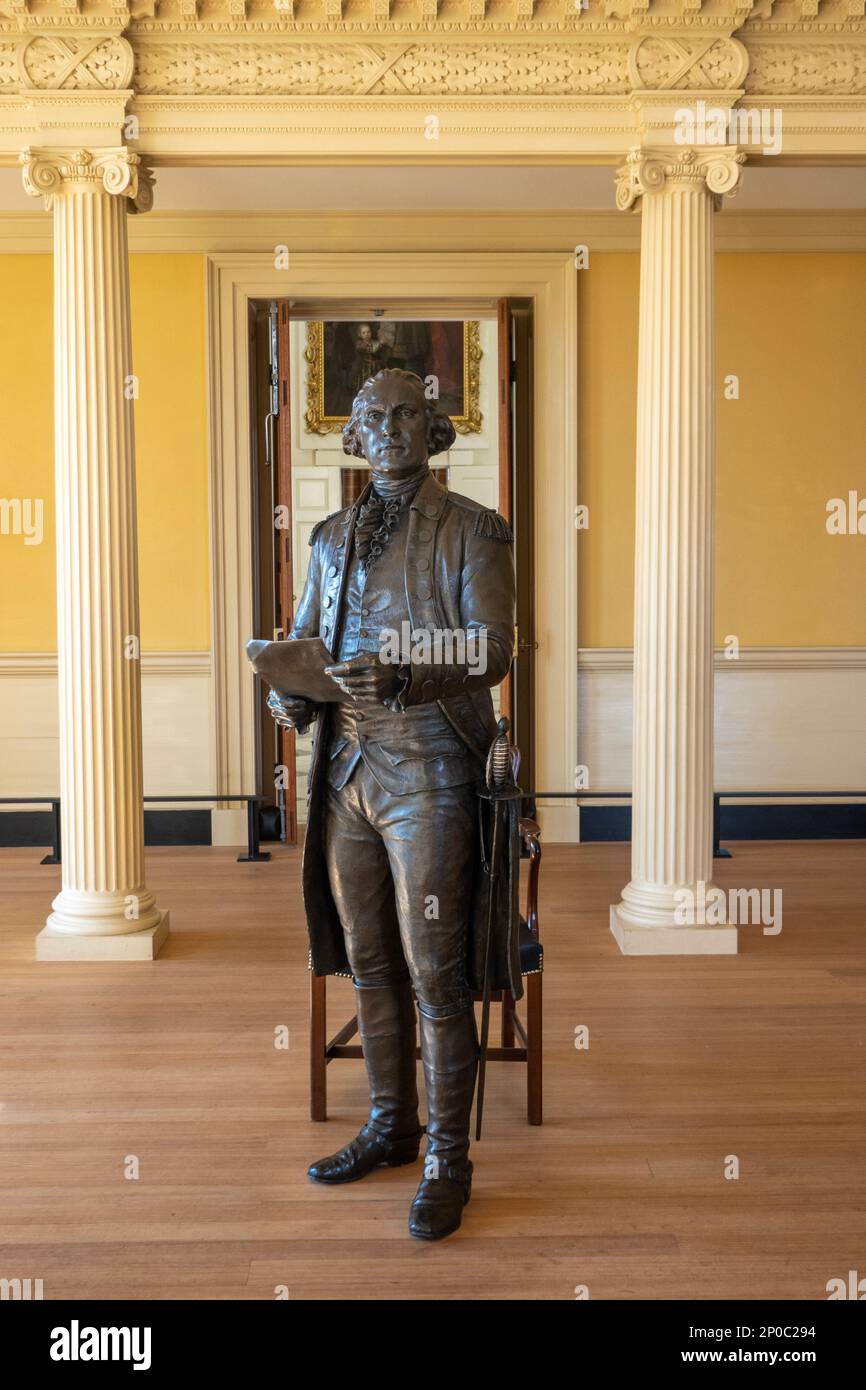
top-left (310, 972), bottom-right (328, 1122)
top-left (501, 988), bottom-right (515, 1048)
top-left (526, 973), bottom-right (542, 1126)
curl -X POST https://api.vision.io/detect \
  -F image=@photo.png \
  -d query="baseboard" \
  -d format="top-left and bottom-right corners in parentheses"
top-left (4, 803), bottom-right (862, 848)
top-left (143, 810), bottom-right (212, 846)
top-left (0, 810), bottom-right (56, 847)
top-left (580, 804), bottom-right (866, 842)
top-left (0, 810), bottom-right (212, 848)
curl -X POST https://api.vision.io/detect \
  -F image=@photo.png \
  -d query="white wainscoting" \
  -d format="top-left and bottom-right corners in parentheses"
top-left (0, 652), bottom-right (214, 814)
top-left (578, 648), bottom-right (866, 802)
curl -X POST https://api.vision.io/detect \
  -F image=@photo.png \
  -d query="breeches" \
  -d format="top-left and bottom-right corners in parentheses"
top-left (323, 761), bottom-right (477, 1017)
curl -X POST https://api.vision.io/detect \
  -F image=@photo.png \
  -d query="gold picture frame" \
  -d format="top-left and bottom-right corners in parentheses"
top-left (304, 319), bottom-right (483, 436)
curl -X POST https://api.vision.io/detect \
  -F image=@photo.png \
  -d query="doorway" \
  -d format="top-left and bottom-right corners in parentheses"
top-left (248, 297), bottom-right (536, 842)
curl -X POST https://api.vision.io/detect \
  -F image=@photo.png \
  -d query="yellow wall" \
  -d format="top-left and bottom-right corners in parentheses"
top-left (579, 251), bottom-right (866, 648)
top-left (3, 247), bottom-right (865, 655)
top-left (0, 254), bottom-right (55, 650)
top-left (578, 253), bottom-right (639, 649)
top-left (0, 253), bottom-right (209, 652)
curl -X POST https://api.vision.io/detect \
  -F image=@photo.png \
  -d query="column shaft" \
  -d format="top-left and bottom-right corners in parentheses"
top-left (610, 148), bottom-right (742, 955)
top-left (22, 148), bottom-right (168, 960)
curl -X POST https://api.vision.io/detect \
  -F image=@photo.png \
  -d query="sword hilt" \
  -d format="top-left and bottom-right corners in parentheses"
top-left (485, 716), bottom-right (512, 795)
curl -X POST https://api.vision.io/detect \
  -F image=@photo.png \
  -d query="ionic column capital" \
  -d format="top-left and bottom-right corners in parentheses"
top-left (19, 146), bottom-right (154, 213)
top-left (615, 146), bottom-right (746, 212)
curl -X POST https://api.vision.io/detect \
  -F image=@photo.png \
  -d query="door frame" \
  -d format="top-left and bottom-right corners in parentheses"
top-left (207, 249), bottom-right (579, 844)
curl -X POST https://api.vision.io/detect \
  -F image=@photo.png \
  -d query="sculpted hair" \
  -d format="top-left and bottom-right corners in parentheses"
top-left (342, 367), bottom-right (457, 460)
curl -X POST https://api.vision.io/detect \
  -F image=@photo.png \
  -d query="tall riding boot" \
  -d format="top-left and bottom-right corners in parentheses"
top-left (408, 1004), bottom-right (479, 1240)
top-left (308, 982), bottom-right (422, 1184)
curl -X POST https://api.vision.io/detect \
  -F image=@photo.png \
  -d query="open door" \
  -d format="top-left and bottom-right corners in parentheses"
top-left (274, 301), bottom-right (297, 843)
top-left (250, 300), bottom-right (298, 845)
top-left (498, 297), bottom-right (536, 799)
top-left (253, 300), bottom-right (532, 837)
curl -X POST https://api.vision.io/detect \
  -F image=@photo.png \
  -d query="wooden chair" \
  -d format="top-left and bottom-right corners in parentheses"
top-left (309, 816), bottom-right (543, 1125)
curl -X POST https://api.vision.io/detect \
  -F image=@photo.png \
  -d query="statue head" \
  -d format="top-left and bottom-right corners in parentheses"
top-left (342, 368), bottom-right (456, 481)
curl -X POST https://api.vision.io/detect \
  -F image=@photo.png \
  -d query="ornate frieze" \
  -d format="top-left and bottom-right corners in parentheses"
top-left (132, 39), bottom-right (631, 95)
top-left (1, 1), bottom-right (866, 160)
top-left (0, 39), bottom-right (16, 85)
top-left (18, 33), bottom-right (134, 88)
top-left (0, 1), bottom-right (866, 101)
top-left (745, 38), bottom-right (866, 89)
top-left (630, 34), bottom-right (749, 88)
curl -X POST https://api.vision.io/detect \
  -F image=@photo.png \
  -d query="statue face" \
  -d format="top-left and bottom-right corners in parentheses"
top-left (356, 376), bottom-right (428, 479)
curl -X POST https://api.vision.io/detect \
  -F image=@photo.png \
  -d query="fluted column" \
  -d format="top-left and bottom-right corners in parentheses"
top-left (610, 148), bottom-right (744, 956)
top-left (21, 147), bottom-right (169, 961)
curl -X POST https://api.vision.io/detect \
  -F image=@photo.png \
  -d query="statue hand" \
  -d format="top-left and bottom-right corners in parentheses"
top-left (267, 689), bottom-right (314, 730)
top-left (325, 655), bottom-right (401, 706)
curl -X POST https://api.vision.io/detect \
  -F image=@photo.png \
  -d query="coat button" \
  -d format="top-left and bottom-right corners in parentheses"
top-left (328, 564), bottom-right (338, 577)
top-left (416, 585), bottom-right (432, 600)
top-left (416, 559), bottom-right (429, 571)
top-left (418, 529), bottom-right (431, 542)
top-left (323, 595), bottom-right (332, 608)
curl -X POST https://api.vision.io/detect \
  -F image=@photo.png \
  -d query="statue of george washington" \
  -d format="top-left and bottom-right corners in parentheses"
top-left (269, 367), bottom-right (519, 1241)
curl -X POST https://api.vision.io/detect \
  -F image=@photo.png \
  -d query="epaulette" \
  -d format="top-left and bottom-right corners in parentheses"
top-left (474, 509), bottom-right (513, 543)
top-left (308, 510), bottom-right (341, 547)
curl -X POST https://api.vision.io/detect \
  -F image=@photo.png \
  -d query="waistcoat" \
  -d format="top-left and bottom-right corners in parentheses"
top-left (326, 493), bottom-right (477, 794)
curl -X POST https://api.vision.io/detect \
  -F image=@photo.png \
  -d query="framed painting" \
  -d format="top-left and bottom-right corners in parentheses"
top-left (304, 319), bottom-right (482, 436)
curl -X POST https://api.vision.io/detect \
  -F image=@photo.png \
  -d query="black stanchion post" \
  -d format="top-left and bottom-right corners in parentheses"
top-left (237, 796), bottom-right (271, 863)
top-left (713, 792), bottom-right (732, 860)
top-left (40, 798), bottom-right (62, 866)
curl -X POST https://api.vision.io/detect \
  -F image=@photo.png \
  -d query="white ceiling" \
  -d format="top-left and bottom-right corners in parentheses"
top-left (2, 163), bottom-right (866, 212)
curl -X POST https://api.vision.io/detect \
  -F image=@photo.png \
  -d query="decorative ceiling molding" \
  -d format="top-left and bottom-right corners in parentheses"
top-left (2, 1), bottom-right (866, 160)
top-left (0, 0), bottom-right (862, 33)
top-left (630, 33), bottom-right (750, 87)
top-left (745, 36), bottom-right (866, 87)
top-left (131, 40), bottom-right (632, 97)
top-left (18, 33), bottom-right (134, 89)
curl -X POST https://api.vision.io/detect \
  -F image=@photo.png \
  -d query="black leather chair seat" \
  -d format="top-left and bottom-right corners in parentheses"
top-left (519, 917), bottom-right (543, 975)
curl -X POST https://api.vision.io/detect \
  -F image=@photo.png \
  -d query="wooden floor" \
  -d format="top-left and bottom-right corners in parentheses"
top-left (0, 838), bottom-right (864, 1301)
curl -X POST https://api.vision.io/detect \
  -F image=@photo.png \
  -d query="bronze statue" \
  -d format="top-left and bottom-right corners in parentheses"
top-left (269, 367), bottom-right (519, 1240)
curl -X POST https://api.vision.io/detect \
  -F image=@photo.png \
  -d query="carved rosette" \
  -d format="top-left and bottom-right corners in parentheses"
top-left (19, 147), bottom-right (154, 212)
top-left (615, 147), bottom-right (746, 212)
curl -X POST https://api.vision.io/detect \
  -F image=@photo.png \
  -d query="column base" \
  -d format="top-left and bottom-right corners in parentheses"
top-left (36, 911), bottom-right (170, 961)
top-left (610, 905), bottom-right (737, 956)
